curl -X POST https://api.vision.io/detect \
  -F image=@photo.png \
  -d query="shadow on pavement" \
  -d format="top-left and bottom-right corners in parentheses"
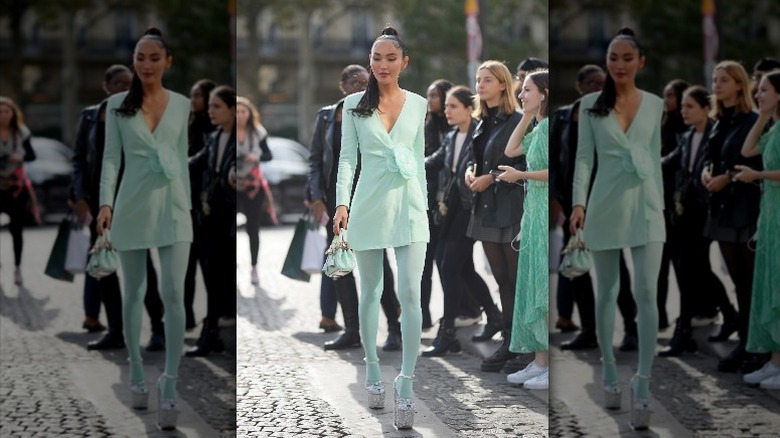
top-left (0, 284), bottom-right (58, 332)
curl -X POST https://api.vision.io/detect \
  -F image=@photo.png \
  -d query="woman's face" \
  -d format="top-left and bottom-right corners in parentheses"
top-left (606, 40), bottom-right (644, 86)
top-left (369, 40), bottom-right (408, 86)
top-left (133, 39), bottom-right (171, 86)
top-left (190, 85), bottom-right (206, 112)
top-left (476, 69), bottom-right (505, 104)
top-left (208, 94), bottom-right (235, 127)
top-left (755, 76), bottom-right (780, 113)
top-left (236, 103), bottom-right (250, 129)
top-left (663, 84), bottom-right (678, 113)
top-left (712, 68), bottom-right (742, 103)
top-left (680, 94), bottom-right (708, 126)
top-left (578, 70), bottom-right (606, 95)
top-left (427, 84), bottom-right (443, 114)
top-left (104, 71), bottom-right (132, 96)
top-left (444, 94), bottom-right (472, 127)
top-left (340, 70), bottom-right (369, 95)
top-left (0, 104), bottom-right (13, 128)
top-left (519, 76), bottom-right (544, 114)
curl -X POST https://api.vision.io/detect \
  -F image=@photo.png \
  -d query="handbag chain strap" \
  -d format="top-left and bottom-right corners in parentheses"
top-left (325, 232), bottom-right (352, 255)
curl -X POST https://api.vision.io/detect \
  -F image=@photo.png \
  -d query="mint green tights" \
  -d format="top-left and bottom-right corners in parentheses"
top-left (119, 242), bottom-right (190, 400)
top-left (355, 243), bottom-right (426, 399)
top-left (590, 243), bottom-right (663, 399)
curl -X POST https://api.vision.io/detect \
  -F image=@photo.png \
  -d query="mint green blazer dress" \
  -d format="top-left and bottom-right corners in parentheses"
top-left (99, 91), bottom-right (193, 251)
top-left (336, 90), bottom-right (430, 251)
top-left (572, 91), bottom-right (666, 251)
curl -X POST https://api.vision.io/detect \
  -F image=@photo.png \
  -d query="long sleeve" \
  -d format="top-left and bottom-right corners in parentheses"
top-left (415, 115), bottom-right (428, 209)
top-left (651, 117), bottom-right (664, 201)
top-left (572, 101), bottom-right (595, 208)
top-left (336, 97), bottom-right (359, 209)
top-left (308, 110), bottom-right (327, 202)
top-left (71, 109), bottom-right (91, 202)
top-left (99, 98), bottom-right (122, 209)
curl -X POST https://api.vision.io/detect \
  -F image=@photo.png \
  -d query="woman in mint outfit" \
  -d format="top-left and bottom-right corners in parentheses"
top-left (569, 28), bottom-right (663, 430)
top-left (96, 28), bottom-right (191, 430)
top-left (497, 69), bottom-right (550, 391)
top-left (332, 26), bottom-right (428, 430)
top-left (736, 71), bottom-right (780, 390)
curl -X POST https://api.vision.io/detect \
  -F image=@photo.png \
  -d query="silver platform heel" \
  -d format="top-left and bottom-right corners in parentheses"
top-left (602, 359), bottom-right (621, 410)
top-left (630, 374), bottom-right (652, 430)
top-left (129, 360), bottom-right (148, 410)
top-left (364, 358), bottom-right (385, 409)
top-left (393, 374), bottom-right (415, 430)
top-left (157, 374), bottom-right (179, 430)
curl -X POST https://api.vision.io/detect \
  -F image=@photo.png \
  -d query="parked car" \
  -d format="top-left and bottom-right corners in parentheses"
top-left (24, 137), bottom-right (73, 223)
top-left (259, 136), bottom-right (310, 225)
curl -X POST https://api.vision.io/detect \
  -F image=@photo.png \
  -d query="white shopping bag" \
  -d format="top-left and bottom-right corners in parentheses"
top-left (65, 223), bottom-right (91, 274)
top-left (549, 226), bottom-right (564, 272)
top-left (300, 223), bottom-right (328, 275)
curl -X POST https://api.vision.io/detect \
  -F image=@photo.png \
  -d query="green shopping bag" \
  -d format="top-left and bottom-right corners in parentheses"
top-left (44, 218), bottom-right (75, 282)
top-left (281, 215), bottom-right (314, 282)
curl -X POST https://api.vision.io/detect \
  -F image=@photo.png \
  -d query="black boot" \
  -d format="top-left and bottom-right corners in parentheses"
top-left (383, 321), bottom-right (402, 351)
top-left (717, 341), bottom-right (747, 372)
top-left (325, 280), bottom-right (362, 350)
top-left (87, 330), bottom-right (125, 350)
top-left (480, 331), bottom-right (518, 372)
top-left (560, 331), bottom-right (598, 350)
top-left (659, 323), bottom-right (697, 357)
top-left (472, 305), bottom-right (503, 342)
top-left (185, 319), bottom-right (225, 357)
top-left (708, 319), bottom-right (739, 342)
top-left (422, 319), bottom-right (461, 357)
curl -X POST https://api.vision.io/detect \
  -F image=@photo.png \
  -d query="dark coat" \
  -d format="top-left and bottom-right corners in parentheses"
top-left (425, 120), bottom-right (477, 212)
top-left (190, 126), bottom-right (237, 222)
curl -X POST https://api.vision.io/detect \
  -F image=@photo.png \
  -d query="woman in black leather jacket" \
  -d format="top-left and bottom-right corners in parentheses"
top-left (700, 61), bottom-right (764, 373)
top-left (422, 86), bottom-right (498, 357)
top-left (464, 61), bottom-right (524, 372)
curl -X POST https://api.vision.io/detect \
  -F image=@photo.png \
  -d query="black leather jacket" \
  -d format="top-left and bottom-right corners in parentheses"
top-left (702, 109), bottom-right (762, 228)
top-left (662, 121), bottom-right (713, 212)
top-left (467, 109), bottom-right (524, 228)
top-left (190, 126), bottom-right (237, 222)
top-left (307, 98), bottom-right (359, 205)
top-left (71, 101), bottom-right (116, 211)
top-left (425, 120), bottom-right (477, 211)
top-left (549, 102), bottom-right (573, 212)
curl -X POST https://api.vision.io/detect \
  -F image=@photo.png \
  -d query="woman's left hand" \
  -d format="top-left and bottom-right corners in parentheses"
top-left (733, 165), bottom-right (759, 183)
top-left (496, 165), bottom-right (523, 183)
top-left (705, 174), bottom-right (731, 192)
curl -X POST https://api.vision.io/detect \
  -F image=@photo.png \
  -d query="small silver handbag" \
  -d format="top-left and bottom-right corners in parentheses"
top-left (560, 229), bottom-right (591, 279)
top-left (322, 230), bottom-right (356, 278)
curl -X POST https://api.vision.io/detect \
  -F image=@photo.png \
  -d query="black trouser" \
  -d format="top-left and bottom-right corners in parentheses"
top-left (440, 206), bottom-right (493, 322)
top-left (482, 241), bottom-right (518, 332)
top-left (718, 241), bottom-right (754, 340)
top-left (558, 216), bottom-right (637, 335)
top-left (237, 190), bottom-right (262, 266)
top-left (184, 210), bottom-right (207, 327)
top-left (420, 212), bottom-right (442, 327)
top-left (0, 190), bottom-right (26, 266)
top-left (656, 214), bottom-right (674, 327)
top-left (202, 208), bottom-right (237, 326)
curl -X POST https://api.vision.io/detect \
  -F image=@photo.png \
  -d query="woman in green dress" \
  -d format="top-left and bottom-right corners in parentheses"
top-left (496, 69), bottom-right (550, 390)
top-left (735, 70), bottom-right (780, 390)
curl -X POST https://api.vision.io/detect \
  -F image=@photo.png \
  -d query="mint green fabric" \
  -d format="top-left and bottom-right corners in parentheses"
top-left (573, 91), bottom-right (666, 251)
top-left (510, 118), bottom-right (549, 354)
top-left (335, 91), bottom-right (430, 251)
top-left (747, 122), bottom-right (780, 354)
top-left (99, 91), bottom-right (193, 251)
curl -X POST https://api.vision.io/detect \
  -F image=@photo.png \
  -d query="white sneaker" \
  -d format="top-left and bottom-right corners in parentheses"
top-left (454, 314), bottom-right (482, 327)
top-left (744, 361), bottom-right (780, 385)
top-left (507, 361), bottom-right (546, 385)
top-left (14, 268), bottom-right (23, 285)
top-left (691, 315), bottom-right (720, 327)
top-left (250, 267), bottom-right (259, 285)
top-left (523, 368), bottom-right (549, 390)
top-left (760, 373), bottom-right (780, 390)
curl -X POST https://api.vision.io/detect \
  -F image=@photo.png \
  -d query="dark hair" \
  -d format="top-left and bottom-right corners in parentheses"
top-left (210, 85), bottom-right (236, 109)
top-left (427, 79), bottom-right (453, 115)
top-left (764, 71), bottom-right (780, 117)
top-left (424, 79), bottom-right (454, 154)
top-left (340, 64), bottom-right (367, 83)
top-left (682, 85), bottom-right (711, 109)
top-left (191, 79), bottom-right (217, 112)
top-left (351, 26), bottom-right (408, 118)
top-left (754, 57), bottom-right (780, 73)
top-left (577, 64), bottom-right (604, 84)
top-left (446, 86), bottom-right (475, 109)
top-left (588, 27), bottom-right (644, 117)
top-left (115, 27), bottom-right (170, 117)
top-left (104, 64), bottom-right (131, 83)
top-left (517, 57), bottom-right (548, 73)
top-left (526, 69), bottom-right (549, 117)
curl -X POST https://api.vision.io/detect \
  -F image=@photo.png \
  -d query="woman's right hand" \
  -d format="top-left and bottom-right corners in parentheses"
top-left (569, 205), bottom-right (585, 235)
top-left (332, 205), bottom-right (349, 235)
top-left (701, 166), bottom-right (712, 186)
top-left (96, 205), bottom-right (112, 236)
top-left (465, 168), bottom-right (476, 186)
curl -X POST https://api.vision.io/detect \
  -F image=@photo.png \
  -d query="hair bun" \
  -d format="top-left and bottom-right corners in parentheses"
top-left (144, 27), bottom-right (163, 37)
top-left (380, 25), bottom-right (399, 37)
top-left (616, 27), bottom-right (635, 37)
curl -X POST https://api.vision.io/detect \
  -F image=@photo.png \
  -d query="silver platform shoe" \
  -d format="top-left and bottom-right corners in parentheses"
top-left (130, 380), bottom-right (148, 410)
top-left (364, 358), bottom-right (385, 409)
top-left (393, 374), bottom-right (415, 430)
top-left (630, 374), bottom-right (652, 430)
top-left (601, 358), bottom-right (621, 410)
top-left (157, 374), bottom-right (179, 430)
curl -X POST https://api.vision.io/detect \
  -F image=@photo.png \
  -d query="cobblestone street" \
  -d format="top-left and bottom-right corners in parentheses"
top-left (237, 225), bottom-right (549, 438)
top-left (0, 226), bottom-right (236, 437)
